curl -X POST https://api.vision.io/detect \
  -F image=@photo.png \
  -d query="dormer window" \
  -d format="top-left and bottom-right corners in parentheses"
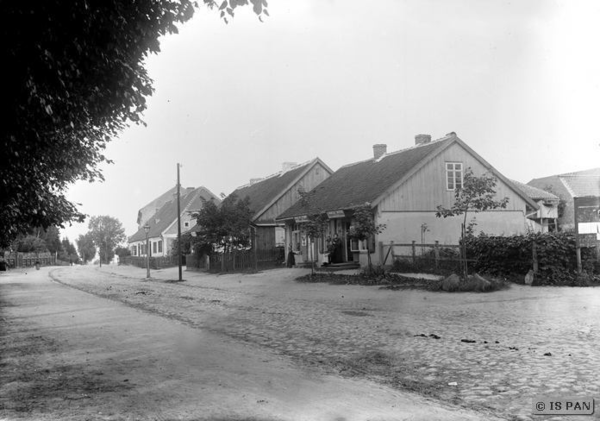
top-left (446, 162), bottom-right (463, 190)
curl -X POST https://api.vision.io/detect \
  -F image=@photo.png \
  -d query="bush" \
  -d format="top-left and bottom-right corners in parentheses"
top-left (464, 232), bottom-right (598, 286)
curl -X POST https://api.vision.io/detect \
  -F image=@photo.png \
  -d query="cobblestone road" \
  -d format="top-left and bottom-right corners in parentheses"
top-left (52, 265), bottom-right (600, 421)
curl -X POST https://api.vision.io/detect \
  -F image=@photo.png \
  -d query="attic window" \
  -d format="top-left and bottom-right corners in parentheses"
top-left (446, 162), bottom-right (463, 190)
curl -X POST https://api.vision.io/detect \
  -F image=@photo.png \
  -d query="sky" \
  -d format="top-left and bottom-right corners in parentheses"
top-left (62, 0), bottom-right (600, 244)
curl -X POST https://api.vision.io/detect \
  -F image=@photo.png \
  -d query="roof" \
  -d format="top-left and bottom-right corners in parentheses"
top-left (510, 179), bottom-right (559, 202)
top-left (278, 136), bottom-right (455, 219)
top-left (136, 186), bottom-right (195, 226)
top-left (278, 134), bottom-right (538, 220)
top-left (230, 158), bottom-right (332, 222)
top-left (128, 187), bottom-right (219, 242)
top-left (528, 168), bottom-right (600, 198)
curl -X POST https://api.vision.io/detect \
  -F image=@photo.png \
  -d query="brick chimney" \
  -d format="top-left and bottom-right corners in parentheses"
top-left (373, 144), bottom-right (387, 160)
top-left (415, 134), bottom-right (432, 145)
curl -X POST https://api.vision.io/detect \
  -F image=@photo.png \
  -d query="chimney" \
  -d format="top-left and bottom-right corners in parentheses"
top-left (249, 178), bottom-right (262, 185)
top-left (373, 144), bottom-right (387, 160)
top-left (282, 162), bottom-right (297, 172)
top-left (415, 134), bottom-right (432, 145)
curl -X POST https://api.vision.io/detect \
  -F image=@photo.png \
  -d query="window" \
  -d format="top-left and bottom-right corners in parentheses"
top-left (158, 240), bottom-right (163, 253)
top-left (184, 221), bottom-right (190, 228)
top-left (153, 241), bottom-right (157, 254)
top-left (446, 162), bottom-right (463, 190)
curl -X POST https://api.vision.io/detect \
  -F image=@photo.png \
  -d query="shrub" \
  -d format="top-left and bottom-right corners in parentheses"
top-left (464, 232), bottom-right (598, 286)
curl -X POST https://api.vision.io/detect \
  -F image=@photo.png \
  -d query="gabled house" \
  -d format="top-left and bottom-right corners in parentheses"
top-left (527, 168), bottom-right (600, 231)
top-left (277, 133), bottom-right (538, 268)
top-left (136, 186), bottom-right (194, 230)
top-left (128, 187), bottom-right (220, 258)
top-left (228, 159), bottom-right (333, 251)
top-left (510, 180), bottom-right (559, 232)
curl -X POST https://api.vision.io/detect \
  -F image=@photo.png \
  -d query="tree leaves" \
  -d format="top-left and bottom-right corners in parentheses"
top-left (0, 1), bottom-right (265, 247)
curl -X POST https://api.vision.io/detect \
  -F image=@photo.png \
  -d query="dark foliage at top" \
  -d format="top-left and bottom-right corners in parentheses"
top-left (0, 0), bottom-right (266, 247)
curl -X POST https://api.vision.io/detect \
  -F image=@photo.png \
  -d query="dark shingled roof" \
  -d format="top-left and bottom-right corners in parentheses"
top-left (278, 136), bottom-right (454, 219)
top-left (128, 187), bottom-right (219, 242)
top-left (231, 159), bottom-right (327, 222)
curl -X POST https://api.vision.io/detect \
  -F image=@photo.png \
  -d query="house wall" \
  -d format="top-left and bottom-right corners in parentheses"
top-left (377, 210), bottom-right (530, 246)
top-left (255, 226), bottom-right (276, 251)
top-left (129, 237), bottom-right (167, 257)
top-left (164, 214), bottom-right (197, 236)
top-left (367, 142), bottom-right (532, 268)
top-left (258, 163), bottom-right (331, 223)
top-left (378, 142), bottom-right (529, 213)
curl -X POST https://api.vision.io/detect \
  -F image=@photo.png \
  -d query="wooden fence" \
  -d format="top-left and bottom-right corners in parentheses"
top-left (3, 252), bottom-right (56, 268)
top-left (379, 241), bottom-right (467, 272)
top-left (121, 254), bottom-right (183, 270)
top-left (208, 247), bottom-right (285, 273)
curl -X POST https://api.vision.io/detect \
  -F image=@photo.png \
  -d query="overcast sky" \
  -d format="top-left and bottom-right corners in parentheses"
top-left (62, 0), bottom-right (600, 244)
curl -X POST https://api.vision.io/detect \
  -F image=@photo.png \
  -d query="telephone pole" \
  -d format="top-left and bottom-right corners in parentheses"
top-left (177, 163), bottom-right (183, 281)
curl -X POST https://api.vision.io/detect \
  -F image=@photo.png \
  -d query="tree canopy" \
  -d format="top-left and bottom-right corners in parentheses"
top-left (193, 194), bottom-right (253, 252)
top-left (87, 215), bottom-right (126, 265)
top-left (76, 233), bottom-right (97, 264)
top-left (0, 0), bottom-right (267, 247)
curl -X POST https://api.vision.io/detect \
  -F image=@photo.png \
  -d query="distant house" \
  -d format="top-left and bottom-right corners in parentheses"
top-left (277, 133), bottom-right (538, 268)
top-left (228, 159), bottom-right (333, 251)
top-left (528, 168), bottom-right (600, 231)
top-left (128, 187), bottom-right (220, 258)
top-left (510, 180), bottom-right (559, 232)
top-left (136, 186), bottom-right (195, 230)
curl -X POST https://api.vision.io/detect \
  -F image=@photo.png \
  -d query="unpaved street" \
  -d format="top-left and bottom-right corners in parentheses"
top-left (1, 266), bottom-right (498, 421)
top-left (38, 264), bottom-right (600, 421)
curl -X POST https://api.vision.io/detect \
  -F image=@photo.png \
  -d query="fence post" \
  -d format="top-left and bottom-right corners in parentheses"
top-left (390, 241), bottom-right (395, 263)
top-left (532, 242), bottom-right (538, 274)
top-left (378, 241), bottom-right (383, 265)
top-left (412, 240), bottom-right (416, 264)
top-left (434, 240), bottom-right (440, 269)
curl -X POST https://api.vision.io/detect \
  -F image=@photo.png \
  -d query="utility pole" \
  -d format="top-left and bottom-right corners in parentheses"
top-left (177, 163), bottom-right (183, 282)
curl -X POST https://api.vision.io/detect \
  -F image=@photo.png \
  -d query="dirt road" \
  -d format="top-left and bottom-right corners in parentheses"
top-left (0, 266), bottom-right (497, 421)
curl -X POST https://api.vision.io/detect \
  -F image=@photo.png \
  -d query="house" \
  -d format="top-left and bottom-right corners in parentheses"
top-left (276, 133), bottom-right (538, 268)
top-left (136, 186), bottom-right (194, 230)
top-left (510, 180), bottom-right (559, 232)
top-left (527, 168), bottom-right (600, 231)
top-left (128, 186), bottom-right (220, 258)
top-left (228, 159), bottom-right (333, 251)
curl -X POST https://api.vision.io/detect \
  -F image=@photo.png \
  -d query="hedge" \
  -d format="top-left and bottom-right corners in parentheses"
top-left (464, 232), bottom-right (598, 285)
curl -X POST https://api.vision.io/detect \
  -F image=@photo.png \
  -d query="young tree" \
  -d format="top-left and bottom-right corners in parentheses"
top-left (435, 168), bottom-right (509, 277)
top-left (76, 233), bottom-right (97, 264)
top-left (0, 1), bottom-right (267, 247)
top-left (347, 203), bottom-right (386, 274)
top-left (87, 216), bottom-right (126, 266)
